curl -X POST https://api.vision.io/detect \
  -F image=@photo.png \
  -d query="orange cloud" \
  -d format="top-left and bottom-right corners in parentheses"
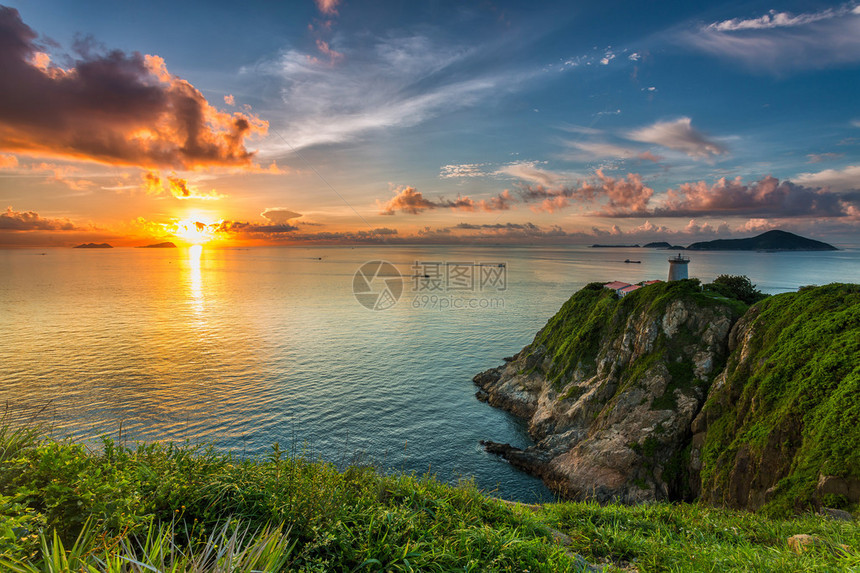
top-left (141, 171), bottom-right (225, 200)
top-left (315, 39), bottom-right (344, 64)
top-left (0, 154), bottom-right (18, 168)
top-left (378, 185), bottom-right (511, 215)
top-left (0, 7), bottom-right (268, 171)
top-left (0, 206), bottom-right (78, 230)
top-left (315, 0), bottom-right (340, 15)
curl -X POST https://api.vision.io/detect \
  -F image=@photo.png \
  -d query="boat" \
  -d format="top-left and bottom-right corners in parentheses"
top-left (624, 259), bottom-right (641, 264)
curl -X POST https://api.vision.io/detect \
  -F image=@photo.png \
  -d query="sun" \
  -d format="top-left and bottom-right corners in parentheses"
top-left (173, 218), bottom-right (217, 245)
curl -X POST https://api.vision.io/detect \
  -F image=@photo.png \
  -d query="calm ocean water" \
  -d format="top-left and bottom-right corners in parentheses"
top-left (2, 243), bottom-right (859, 502)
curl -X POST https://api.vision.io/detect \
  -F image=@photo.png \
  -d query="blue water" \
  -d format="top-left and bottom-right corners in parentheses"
top-left (2, 244), bottom-right (859, 502)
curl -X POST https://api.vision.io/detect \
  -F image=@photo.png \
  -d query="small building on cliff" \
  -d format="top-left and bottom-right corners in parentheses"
top-left (604, 281), bottom-right (631, 295)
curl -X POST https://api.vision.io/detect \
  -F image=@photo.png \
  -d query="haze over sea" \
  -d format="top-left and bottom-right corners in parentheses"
top-left (3, 244), bottom-right (860, 502)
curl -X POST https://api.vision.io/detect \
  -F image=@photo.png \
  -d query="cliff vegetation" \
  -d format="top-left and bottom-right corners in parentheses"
top-left (476, 280), bottom-right (859, 519)
top-left (2, 424), bottom-right (858, 572)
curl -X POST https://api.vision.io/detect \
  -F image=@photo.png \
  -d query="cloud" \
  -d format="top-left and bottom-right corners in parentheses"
top-left (565, 141), bottom-right (642, 161)
top-left (794, 165), bottom-right (860, 192)
top-left (223, 94), bottom-right (235, 106)
top-left (513, 169), bottom-right (653, 215)
top-left (258, 33), bottom-right (532, 151)
top-left (507, 167), bottom-right (853, 220)
top-left (439, 163), bottom-right (488, 178)
top-left (651, 175), bottom-right (850, 218)
top-left (638, 151), bottom-right (663, 162)
top-left (0, 206), bottom-right (78, 230)
top-left (142, 171), bottom-right (226, 199)
top-left (378, 186), bottom-right (440, 215)
top-left (315, 0), bottom-right (340, 15)
top-left (260, 208), bottom-right (302, 224)
top-left (686, 5), bottom-right (860, 72)
top-left (314, 39), bottom-right (344, 65)
top-left (479, 190), bottom-right (515, 211)
top-left (628, 117), bottom-right (727, 159)
top-left (807, 152), bottom-right (844, 163)
top-left (377, 185), bottom-right (510, 215)
top-left (0, 153), bottom-right (18, 168)
top-left (707, 6), bottom-right (853, 32)
top-left (213, 220), bottom-right (299, 237)
top-left (0, 7), bottom-right (267, 170)
top-left (495, 161), bottom-right (565, 187)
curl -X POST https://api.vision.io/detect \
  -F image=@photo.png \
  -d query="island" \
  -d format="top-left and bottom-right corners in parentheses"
top-left (686, 229), bottom-right (837, 251)
top-left (643, 241), bottom-right (671, 248)
top-left (73, 242), bottom-right (113, 249)
top-left (136, 242), bottom-right (177, 248)
top-left (590, 243), bottom-right (640, 248)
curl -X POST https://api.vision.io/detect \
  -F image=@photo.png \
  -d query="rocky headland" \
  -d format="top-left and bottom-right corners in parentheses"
top-left (476, 280), bottom-right (859, 515)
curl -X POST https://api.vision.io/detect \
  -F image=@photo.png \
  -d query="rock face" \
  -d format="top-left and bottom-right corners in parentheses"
top-left (475, 280), bottom-right (742, 504)
top-left (691, 284), bottom-right (860, 514)
top-left (478, 281), bottom-right (860, 515)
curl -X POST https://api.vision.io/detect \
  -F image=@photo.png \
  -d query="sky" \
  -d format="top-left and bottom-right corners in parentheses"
top-left (0, 0), bottom-right (858, 247)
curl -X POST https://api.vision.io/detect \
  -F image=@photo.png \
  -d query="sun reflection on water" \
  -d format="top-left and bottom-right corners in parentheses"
top-left (187, 245), bottom-right (204, 316)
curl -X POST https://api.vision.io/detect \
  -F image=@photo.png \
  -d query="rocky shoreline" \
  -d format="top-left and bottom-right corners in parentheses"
top-left (474, 280), bottom-right (860, 514)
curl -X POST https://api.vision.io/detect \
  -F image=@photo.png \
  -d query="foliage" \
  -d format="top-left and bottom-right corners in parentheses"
top-left (705, 275), bottom-right (768, 306)
top-left (530, 279), bottom-right (743, 391)
top-left (699, 283), bottom-right (860, 515)
top-left (0, 429), bottom-right (577, 571)
top-left (542, 499), bottom-right (860, 572)
top-left (1, 425), bottom-right (859, 571)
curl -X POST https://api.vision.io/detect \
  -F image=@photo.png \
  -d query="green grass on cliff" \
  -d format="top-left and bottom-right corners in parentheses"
top-left (529, 279), bottom-right (746, 393)
top-left (699, 283), bottom-right (860, 516)
top-left (1, 426), bottom-right (859, 571)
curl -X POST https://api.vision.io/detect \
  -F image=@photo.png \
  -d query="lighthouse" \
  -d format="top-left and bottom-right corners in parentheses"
top-left (667, 253), bottom-right (690, 281)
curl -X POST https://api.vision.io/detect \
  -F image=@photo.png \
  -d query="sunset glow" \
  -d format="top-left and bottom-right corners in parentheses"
top-left (173, 219), bottom-right (218, 245)
top-left (0, 2), bottom-right (857, 248)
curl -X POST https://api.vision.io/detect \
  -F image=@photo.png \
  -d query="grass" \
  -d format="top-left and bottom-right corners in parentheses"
top-left (542, 500), bottom-right (860, 572)
top-left (698, 283), bottom-right (860, 515)
top-left (1, 425), bottom-right (858, 571)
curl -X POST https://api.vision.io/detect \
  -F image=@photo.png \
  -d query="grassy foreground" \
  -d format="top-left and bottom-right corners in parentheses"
top-left (1, 425), bottom-right (858, 572)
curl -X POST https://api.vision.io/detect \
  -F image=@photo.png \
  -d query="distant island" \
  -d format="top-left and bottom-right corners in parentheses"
top-left (590, 230), bottom-right (836, 252)
top-left (686, 229), bottom-right (837, 251)
top-left (137, 242), bottom-right (177, 249)
top-left (73, 243), bottom-right (113, 249)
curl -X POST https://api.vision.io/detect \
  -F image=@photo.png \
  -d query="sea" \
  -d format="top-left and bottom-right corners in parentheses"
top-left (2, 243), bottom-right (859, 502)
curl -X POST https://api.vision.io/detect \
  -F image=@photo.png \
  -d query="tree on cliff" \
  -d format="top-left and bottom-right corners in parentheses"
top-left (707, 275), bottom-right (767, 306)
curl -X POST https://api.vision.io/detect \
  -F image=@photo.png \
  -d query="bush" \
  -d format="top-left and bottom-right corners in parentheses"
top-left (706, 275), bottom-right (768, 305)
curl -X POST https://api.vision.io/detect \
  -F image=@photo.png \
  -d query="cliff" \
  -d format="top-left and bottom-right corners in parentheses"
top-left (691, 284), bottom-right (860, 515)
top-left (477, 281), bottom-right (860, 515)
top-left (475, 280), bottom-right (745, 504)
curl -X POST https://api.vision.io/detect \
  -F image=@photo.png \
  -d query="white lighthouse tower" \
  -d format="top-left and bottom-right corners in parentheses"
top-left (668, 253), bottom-right (690, 281)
